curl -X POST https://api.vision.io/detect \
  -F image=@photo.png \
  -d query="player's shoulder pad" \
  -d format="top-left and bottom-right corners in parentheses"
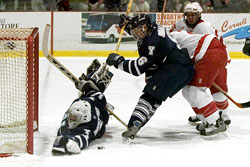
top-left (144, 25), bottom-right (162, 45)
top-left (197, 20), bottom-right (212, 28)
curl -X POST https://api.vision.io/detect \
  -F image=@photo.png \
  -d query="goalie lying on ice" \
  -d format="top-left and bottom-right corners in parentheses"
top-left (52, 59), bottom-right (113, 155)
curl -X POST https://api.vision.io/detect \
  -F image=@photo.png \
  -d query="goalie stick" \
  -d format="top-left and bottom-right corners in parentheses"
top-left (212, 83), bottom-right (250, 108)
top-left (42, 24), bottom-right (128, 129)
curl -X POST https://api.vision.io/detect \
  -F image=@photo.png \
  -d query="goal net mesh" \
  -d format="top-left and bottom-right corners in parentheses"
top-left (0, 28), bottom-right (39, 155)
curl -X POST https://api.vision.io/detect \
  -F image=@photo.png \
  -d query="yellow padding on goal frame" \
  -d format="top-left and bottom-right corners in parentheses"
top-left (39, 50), bottom-right (250, 59)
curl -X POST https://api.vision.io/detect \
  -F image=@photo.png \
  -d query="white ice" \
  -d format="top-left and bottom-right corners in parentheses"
top-left (1, 57), bottom-right (250, 167)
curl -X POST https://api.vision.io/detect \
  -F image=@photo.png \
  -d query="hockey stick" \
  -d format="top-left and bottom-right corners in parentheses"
top-left (160, 0), bottom-right (168, 25)
top-left (42, 24), bottom-right (80, 84)
top-left (115, 0), bottom-right (133, 53)
top-left (212, 82), bottom-right (250, 108)
top-left (42, 24), bottom-right (128, 129)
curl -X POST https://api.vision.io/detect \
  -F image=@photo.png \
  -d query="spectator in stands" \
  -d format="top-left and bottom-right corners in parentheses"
top-left (79, 0), bottom-right (104, 11)
top-left (4, 0), bottom-right (15, 10)
top-left (121, 0), bottom-right (128, 10)
top-left (157, 0), bottom-right (165, 11)
top-left (131, 0), bottom-right (150, 12)
top-left (103, 0), bottom-right (127, 11)
top-left (44, 0), bottom-right (58, 10)
top-left (158, 0), bottom-right (184, 12)
top-left (57, 0), bottom-right (72, 11)
top-left (219, 0), bottom-right (228, 7)
top-left (17, 0), bottom-right (32, 10)
top-left (226, 0), bottom-right (248, 13)
top-left (31, 0), bottom-right (46, 10)
top-left (145, 0), bottom-right (157, 11)
top-left (0, 1), bottom-right (3, 11)
top-left (79, 0), bottom-right (88, 11)
top-left (5, 0), bottom-right (33, 11)
top-left (247, 0), bottom-right (250, 12)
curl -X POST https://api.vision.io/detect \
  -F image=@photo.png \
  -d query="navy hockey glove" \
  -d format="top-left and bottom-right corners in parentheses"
top-left (106, 53), bottom-right (125, 68)
top-left (119, 14), bottom-right (132, 35)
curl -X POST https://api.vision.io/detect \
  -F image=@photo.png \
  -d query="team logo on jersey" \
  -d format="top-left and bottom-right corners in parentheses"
top-left (138, 57), bottom-right (148, 66)
top-left (148, 46), bottom-right (155, 56)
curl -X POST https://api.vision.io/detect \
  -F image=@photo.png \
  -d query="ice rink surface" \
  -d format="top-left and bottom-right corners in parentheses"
top-left (1, 57), bottom-right (250, 167)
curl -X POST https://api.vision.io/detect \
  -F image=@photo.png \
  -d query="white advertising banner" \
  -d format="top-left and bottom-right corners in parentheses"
top-left (202, 13), bottom-right (249, 52)
top-left (0, 12), bottom-right (249, 55)
top-left (0, 12), bottom-right (51, 49)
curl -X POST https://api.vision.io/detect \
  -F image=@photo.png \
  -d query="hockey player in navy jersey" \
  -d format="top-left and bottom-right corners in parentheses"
top-left (52, 60), bottom-right (113, 155)
top-left (106, 14), bottom-right (194, 140)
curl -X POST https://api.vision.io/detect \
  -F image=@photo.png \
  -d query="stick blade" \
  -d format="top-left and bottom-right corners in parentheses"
top-left (42, 24), bottom-right (51, 58)
top-left (240, 101), bottom-right (250, 108)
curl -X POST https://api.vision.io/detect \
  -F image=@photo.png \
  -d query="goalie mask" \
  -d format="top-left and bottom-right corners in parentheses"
top-left (183, 2), bottom-right (203, 28)
top-left (129, 14), bottom-right (152, 41)
top-left (67, 100), bottom-right (91, 129)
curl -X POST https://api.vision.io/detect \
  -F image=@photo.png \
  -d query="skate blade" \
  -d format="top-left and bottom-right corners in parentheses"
top-left (122, 137), bottom-right (133, 144)
top-left (200, 127), bottom-right (227, 136)
top-left (188, 121), bottom-right (200, 126)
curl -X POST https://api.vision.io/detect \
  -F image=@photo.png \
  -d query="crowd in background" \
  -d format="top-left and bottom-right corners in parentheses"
top-left (0, 0), bottom-right (250, 12)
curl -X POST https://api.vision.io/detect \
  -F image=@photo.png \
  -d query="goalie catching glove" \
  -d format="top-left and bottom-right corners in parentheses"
top-left (75, 59), bottom-right (113, 94)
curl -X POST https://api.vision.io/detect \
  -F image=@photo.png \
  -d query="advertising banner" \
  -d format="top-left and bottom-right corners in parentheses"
top-left (0, 12), bottom-right (249, 58)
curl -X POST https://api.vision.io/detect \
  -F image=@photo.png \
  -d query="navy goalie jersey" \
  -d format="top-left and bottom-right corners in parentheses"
top-left (56, 91), bottom-right (109, 150)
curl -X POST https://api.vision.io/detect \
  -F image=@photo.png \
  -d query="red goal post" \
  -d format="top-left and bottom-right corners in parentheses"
top-left (0, 27), bottom-right (39, 156)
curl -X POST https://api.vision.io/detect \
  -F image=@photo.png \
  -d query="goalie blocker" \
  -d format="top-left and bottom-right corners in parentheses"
top-left (75, 59), bottom-right (113, 95)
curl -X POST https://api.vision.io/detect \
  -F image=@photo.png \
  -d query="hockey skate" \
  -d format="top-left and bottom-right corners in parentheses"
top-left (122, 121), bottom-right (142, 141)
top-left (196, 121), bottom-right (206, 132)
top-left (219, 111), bottom-right (231, 126)
top-left (199, 118), bottom-right (227, 136)
top-left (188, 115), bottom-right (201, 124)
top-left (189, 113), bottom-right (231, 126)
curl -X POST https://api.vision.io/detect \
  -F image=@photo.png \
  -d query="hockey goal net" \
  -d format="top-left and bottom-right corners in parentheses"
top-left (0, 27), bottom-right (39, 156)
